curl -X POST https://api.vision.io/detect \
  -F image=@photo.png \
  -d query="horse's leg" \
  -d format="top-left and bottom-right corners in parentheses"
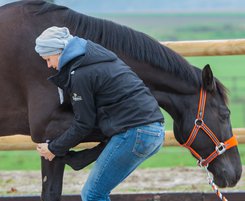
top-left (41, 158), bottom-right (65, 201)
top-left (58, 128), bottom-right (108, 170)
top-left (60, 141), bottom-right (107, 171)
top-left (40, 140), bottom-right (107, 201)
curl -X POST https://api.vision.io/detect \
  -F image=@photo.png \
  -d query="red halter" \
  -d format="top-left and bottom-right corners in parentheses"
top-left (181, 88), bottom-right (238, 167)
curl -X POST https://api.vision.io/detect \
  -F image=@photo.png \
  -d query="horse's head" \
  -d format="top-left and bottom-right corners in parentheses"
top-left (173, 64), bottom-right (242, 188)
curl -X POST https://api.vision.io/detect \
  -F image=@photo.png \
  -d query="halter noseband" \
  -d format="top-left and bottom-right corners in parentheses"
top-left (181, 88), bottom-right (238, 167)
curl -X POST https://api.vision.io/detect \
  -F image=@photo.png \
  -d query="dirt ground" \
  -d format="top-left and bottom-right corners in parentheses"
top-left (0, 166), bottom-right (244, 196)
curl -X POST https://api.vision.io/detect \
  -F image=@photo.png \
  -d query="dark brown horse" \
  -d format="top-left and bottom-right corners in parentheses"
top-left (0, 1), bottom-right (242, 200)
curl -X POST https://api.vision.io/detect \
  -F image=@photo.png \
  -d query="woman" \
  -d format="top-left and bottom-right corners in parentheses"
top-left (35, 26), bottom-right (165, 201)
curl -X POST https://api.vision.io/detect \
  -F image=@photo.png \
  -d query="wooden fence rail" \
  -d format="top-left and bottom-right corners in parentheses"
top-left (162, 39), bottom-right (245, 56)
top-left (0, 128), bottom-right (244, 151)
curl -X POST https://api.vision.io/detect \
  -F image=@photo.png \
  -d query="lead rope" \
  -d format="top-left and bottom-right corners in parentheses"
top-left (203, 166), bottom-right (228, 201)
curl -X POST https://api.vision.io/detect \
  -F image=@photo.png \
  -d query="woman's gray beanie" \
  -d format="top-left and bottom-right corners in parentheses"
top-left (35, 26), bottom-right (73, 56)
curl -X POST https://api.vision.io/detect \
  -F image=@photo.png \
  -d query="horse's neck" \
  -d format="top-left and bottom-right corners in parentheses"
top-left (123, 59), bottom-right (200, 120)
top-left (153, 77), bottom-right (199, 119)
top-left (156, 70), bottom-right (201, 122)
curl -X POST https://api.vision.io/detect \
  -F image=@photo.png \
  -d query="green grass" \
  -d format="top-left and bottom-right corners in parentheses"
top-left (0, 150), bottom-right (41, 170)
top-left (0, 144), bottom-right (244, 170)
top-left (140, 144), bottom-right (245, 168)
top-left (139, 146), bottom-right (196, 168)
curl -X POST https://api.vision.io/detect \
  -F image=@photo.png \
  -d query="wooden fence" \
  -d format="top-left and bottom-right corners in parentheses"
top-left (0, 39), bottom-right (244, 150)
top-left (0, 128), bottom-right (244, 151)
top-left (162, 39), bottom-right (245, 56)
top-left (0, 192), bottom-right (245, 201)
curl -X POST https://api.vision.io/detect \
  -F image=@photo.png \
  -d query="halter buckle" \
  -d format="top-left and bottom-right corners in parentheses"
top-left (197, 159), bottom-right (208, 167)
top-left (215, 143), bottom-right (226, 155)
top-left (194, 119), bottom-right (203, 127)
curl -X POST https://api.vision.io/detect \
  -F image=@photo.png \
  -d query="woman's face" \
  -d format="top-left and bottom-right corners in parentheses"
top-left (42, 54), bottom-right (60, 70)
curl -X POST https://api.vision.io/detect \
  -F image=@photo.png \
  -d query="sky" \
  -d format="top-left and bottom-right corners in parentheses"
top-left (1, 0), bottom-right (245, 13)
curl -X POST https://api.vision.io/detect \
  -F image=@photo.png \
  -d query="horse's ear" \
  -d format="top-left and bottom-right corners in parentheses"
top-left (202, 64), bottom-right (216, 92)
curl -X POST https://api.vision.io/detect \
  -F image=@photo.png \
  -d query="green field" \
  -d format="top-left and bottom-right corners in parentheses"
top-left (140, 144), bottom-right (245, 168)
top-left (0, 144), bottom-right (244, 170)
top-left (96, 13), bottom-right (245, 41)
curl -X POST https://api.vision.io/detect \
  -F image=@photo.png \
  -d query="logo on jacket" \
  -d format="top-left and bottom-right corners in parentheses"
top-left (72, 93), bottom-right (83, 101)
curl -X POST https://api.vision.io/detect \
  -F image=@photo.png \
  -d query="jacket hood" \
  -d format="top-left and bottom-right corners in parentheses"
top-left (58, 36), bottom-right (87, 70)
top-left (77, 40), bottom-right (117, 68)
top-left (48, 39), bottom-right (118, 89)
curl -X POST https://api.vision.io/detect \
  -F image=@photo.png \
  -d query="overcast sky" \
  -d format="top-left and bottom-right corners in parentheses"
top-left (1, 0), bottom-right (245, 13)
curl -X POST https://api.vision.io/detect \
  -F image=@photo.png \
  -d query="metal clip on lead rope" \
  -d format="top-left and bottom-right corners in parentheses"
top-left (203, 166), bottom-right (228, 201)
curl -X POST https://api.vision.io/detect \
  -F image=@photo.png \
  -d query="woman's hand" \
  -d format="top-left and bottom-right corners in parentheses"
top-left (37, 143), bottom-right (55, 161)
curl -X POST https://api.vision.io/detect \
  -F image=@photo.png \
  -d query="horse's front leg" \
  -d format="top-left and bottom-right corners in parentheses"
top-left (41, 157), bottom-right (65, 201)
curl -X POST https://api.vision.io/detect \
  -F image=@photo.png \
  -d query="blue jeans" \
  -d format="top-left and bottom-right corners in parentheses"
top-left (81, 122), bottom-right (165, 201)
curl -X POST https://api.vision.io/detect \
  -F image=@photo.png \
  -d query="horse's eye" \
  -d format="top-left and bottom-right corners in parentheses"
top-left (219, 108), bottom-right (230, 120)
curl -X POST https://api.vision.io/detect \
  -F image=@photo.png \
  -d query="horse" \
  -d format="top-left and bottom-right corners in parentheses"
top-left (0, 1), bottom-right (242, 200)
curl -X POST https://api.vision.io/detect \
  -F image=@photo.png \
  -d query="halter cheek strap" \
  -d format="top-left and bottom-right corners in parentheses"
top-left (181, 88), bottom-right (238, 167)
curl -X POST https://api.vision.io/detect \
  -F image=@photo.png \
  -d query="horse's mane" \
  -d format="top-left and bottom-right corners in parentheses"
top-left (21, 0), bottom-right (198, 84)
top-left (69, 13), bottom-right (198, 85)
top-left (21, 1), bottom-right (230, 102)
top-left (216, 79), bottom-right (229, 105)
top-left (68, 14), bottom-right (229, 102)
